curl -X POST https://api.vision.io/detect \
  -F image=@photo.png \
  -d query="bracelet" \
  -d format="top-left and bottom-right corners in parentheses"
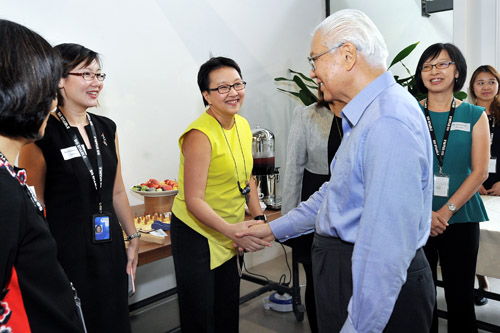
top-left (253, 214), bottom-right (267, 223)
top-left (126, 231), bottom-right (141, 241)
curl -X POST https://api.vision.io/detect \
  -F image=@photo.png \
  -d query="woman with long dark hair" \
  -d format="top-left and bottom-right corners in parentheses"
top-left (0, 20), bottom-right (84, 332)
top-left (19, 43), bottom-right (138, 333)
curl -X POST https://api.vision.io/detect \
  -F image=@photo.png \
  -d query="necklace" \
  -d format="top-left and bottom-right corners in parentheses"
top-left (0, 151), bottom-right (44, 216)
top-left (212, 114), bottom-right (251, 201)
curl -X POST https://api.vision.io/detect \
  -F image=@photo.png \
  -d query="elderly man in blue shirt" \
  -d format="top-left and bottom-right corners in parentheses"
top-left (237, 9), bottom-right (435, 333)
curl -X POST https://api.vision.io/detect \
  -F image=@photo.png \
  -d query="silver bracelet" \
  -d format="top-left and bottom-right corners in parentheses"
top-left (126, 231), bottom-right (141, 241)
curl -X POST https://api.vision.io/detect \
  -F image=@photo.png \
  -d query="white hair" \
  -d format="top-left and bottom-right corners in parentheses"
top-left (314, 9), bottom-right (388, 69)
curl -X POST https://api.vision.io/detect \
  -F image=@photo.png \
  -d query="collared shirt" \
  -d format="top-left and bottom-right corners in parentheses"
top-left (270, 72), bottom-right (433, 332)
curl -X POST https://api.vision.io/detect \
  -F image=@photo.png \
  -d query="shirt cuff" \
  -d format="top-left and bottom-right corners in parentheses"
top-left (269, 215), bottom-right (296, 241)
top-left (340, 318), bottom-right (357, 333)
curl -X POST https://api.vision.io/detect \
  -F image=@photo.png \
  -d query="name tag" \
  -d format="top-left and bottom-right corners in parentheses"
top-left (60, 145), bottom-right (84, 160)
top-left (450, 122), bottom-right (470, 132)
top-left (434, 173), bottom-right (450, 197)
top-left (489, 157), bottom-right (497, 173)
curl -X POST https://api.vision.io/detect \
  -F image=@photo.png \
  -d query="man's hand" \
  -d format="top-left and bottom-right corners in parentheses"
top-left (225, 220), bottom-right (272, 252)
top-left (235, 223), bottom-right (275, 245)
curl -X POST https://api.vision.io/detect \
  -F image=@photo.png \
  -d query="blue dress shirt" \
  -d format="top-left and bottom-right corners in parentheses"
top-left (270, 72), bottom-right (433, 332)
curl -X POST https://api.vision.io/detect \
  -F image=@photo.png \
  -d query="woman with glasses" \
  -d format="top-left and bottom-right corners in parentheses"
top-left (170, 56), bottom-right (270, 332)
top-left (19, 43), bottom-right (138, 333)
top-left (0, 20), bottom-right (85, 332)
top-left (415, 43), bottom-right (489, 333)
top-left (470, 64), bottom-right (500, 306)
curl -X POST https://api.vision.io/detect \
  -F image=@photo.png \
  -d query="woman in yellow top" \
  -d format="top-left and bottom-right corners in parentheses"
top-left (171, 56), bottom-right (271, 332)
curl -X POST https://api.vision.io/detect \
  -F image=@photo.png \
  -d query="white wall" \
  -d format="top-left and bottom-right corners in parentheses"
top-left (2, 0), bottom-right (325, 302)
top-left (454, 0), bottom-right (500, 98)
top-left (329, 0), bottom-right (453, 81)
top-left (2, 0), bottom-right (325, 206)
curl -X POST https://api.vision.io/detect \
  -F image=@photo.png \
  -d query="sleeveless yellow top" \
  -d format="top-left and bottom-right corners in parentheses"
top-left (172, 112), bottom-right (253, 269)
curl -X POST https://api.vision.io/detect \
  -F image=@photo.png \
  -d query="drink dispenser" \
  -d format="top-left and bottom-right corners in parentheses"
top-left (252, 125), bottom-right (281, 208)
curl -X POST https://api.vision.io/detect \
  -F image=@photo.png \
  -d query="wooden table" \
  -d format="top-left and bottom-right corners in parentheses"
top-left (135, 209), bottom-right (281, 266)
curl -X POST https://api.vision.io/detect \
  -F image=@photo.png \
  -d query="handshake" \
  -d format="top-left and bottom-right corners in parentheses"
top-left (227, 219), bottom-right (276, 252)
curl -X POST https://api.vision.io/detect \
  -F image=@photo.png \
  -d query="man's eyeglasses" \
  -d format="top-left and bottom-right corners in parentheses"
top-left (421, 61), bottom-right (455, 72)
top-left (208, 81), bottom-right (246, 94)
top-left (68, 72), bottom-right (107, 82)
top-left (308, 43), bottom-right (344, 71)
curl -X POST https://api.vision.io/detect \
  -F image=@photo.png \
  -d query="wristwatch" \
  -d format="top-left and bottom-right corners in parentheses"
top-left (446, 202), bottom-right (457, 214)
top-left (253, 214), bottom-right (268, 223)
top-left (126, 231), bottom-right (141, 241)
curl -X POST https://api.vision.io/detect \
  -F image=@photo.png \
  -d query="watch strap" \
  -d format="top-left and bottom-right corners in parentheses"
top-left (127, 231), bottom-right (141, 241)
top-left (253, 214), bottom-right (267, 223)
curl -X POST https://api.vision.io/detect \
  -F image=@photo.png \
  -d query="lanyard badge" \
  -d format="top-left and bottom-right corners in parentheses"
top-left (424, 98), bottom-right (456, 198)
top-left (56, 110), bottom-right (112, 243)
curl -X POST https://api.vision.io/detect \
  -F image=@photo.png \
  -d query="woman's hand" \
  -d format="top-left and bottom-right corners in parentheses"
top-left (225, 220), bottom-right (272, 252)
top-left (430, 209), bottom-right (451, 237)
top-left (486, 181), bottom-right (500, 196)
top-left (478, 185), bottom-right (489, 195)
top-left (126, 238), bottom-right (140, 276)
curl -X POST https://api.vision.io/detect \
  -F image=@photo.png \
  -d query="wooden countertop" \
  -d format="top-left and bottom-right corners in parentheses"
top-left (132, 207), bottom-right (281, 266)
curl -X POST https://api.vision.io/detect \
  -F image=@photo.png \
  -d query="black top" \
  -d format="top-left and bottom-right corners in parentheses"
top-left (35, 113), bottom-right (130, 333)
top-left (0, 167), bottom-right (84, 332)
top-left (484, 116), bottom-right (500, 189)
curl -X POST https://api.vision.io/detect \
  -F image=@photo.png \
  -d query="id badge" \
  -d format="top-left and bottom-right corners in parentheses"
top-left (489, 157), bottom-right (497, 173)
top-left (434, 173), bottom-right (450, 197)
top-left (92, 212), bottom-right (112, 243)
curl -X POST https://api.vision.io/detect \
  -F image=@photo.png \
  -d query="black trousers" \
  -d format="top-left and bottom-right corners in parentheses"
top-left (171, 214), bottom-right (240, 333)
top-left (424, 222), bottom-right (480, 333)
top-left (311, 233), bottom-right (435, 333)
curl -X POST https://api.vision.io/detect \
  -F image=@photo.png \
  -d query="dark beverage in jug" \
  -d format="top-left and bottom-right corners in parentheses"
top-left (253, 157), bottom-right (275, 175)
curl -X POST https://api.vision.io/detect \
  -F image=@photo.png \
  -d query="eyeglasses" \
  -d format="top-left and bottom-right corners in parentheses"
top-left (308, 43), bottom-right (344, 71)
top-left (208, 81), bottom-right (246, 94)
top-left (68, 72), bottom-right (107, 81)
top-left (421, 61), bottom-right (455, 72)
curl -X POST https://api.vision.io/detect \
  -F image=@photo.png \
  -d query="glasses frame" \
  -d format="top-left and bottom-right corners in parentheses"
top-left (421, 61), bottom-right (455, 72)
top-left (208, 81), bottom-right (247, 94)
top-left (308, 43), bottom-right (344, 71)
top-left (68, 72), bottom-right (107, 82)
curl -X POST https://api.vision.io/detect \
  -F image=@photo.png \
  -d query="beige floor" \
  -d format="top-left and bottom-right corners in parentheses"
top-left (130, 251), bottom-right (500, 333)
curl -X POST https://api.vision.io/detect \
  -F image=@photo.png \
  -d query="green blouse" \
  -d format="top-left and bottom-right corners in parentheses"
top-left (423, 102), bottom-right (488, 224)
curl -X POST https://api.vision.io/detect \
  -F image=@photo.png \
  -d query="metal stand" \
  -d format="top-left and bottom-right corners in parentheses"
top-left (239, 249), bottom-right (305, 322)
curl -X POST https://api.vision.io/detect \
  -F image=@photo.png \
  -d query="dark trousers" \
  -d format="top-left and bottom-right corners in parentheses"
top-left (311, 233), bottom-right (434, 333)
top-left (424, 222), bottom-right (480, 333)
top-left (171, 214), bottom-right (240, 333)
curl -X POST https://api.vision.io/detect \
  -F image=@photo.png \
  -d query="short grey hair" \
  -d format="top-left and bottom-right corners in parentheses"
top-left (314, 9), bottom-right (388, 70)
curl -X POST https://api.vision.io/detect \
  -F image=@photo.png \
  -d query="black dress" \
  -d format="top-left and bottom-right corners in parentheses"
top-left (35, 113), bottom-right (130, 333)
top-left (0, 166), bottom-right (84, 332)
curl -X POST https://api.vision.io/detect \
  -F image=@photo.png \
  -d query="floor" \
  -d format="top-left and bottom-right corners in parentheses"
top-left (130, 251), bottom-right (500, 333)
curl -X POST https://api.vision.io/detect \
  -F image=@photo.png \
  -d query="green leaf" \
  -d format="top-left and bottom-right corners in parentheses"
top-left (388, 41), bottom-right (420, 69)
top-left (454, 91), bottom-right (468, 101)
top-left (288, 69), bottom-right (317, 84)
top-left (274, 77), bottom-right (293, 82)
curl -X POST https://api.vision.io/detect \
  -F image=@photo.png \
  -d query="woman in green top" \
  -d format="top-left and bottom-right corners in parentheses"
top-left (415, 43), bottom-right (490, 333)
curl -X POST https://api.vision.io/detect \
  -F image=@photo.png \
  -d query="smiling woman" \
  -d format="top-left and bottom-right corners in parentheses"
top-left (170, 56), bottom-right (271, 332)
top-left (19, 43), bottom-right (138, 333)
top-left (415, 43), bottom-right (490, 333)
